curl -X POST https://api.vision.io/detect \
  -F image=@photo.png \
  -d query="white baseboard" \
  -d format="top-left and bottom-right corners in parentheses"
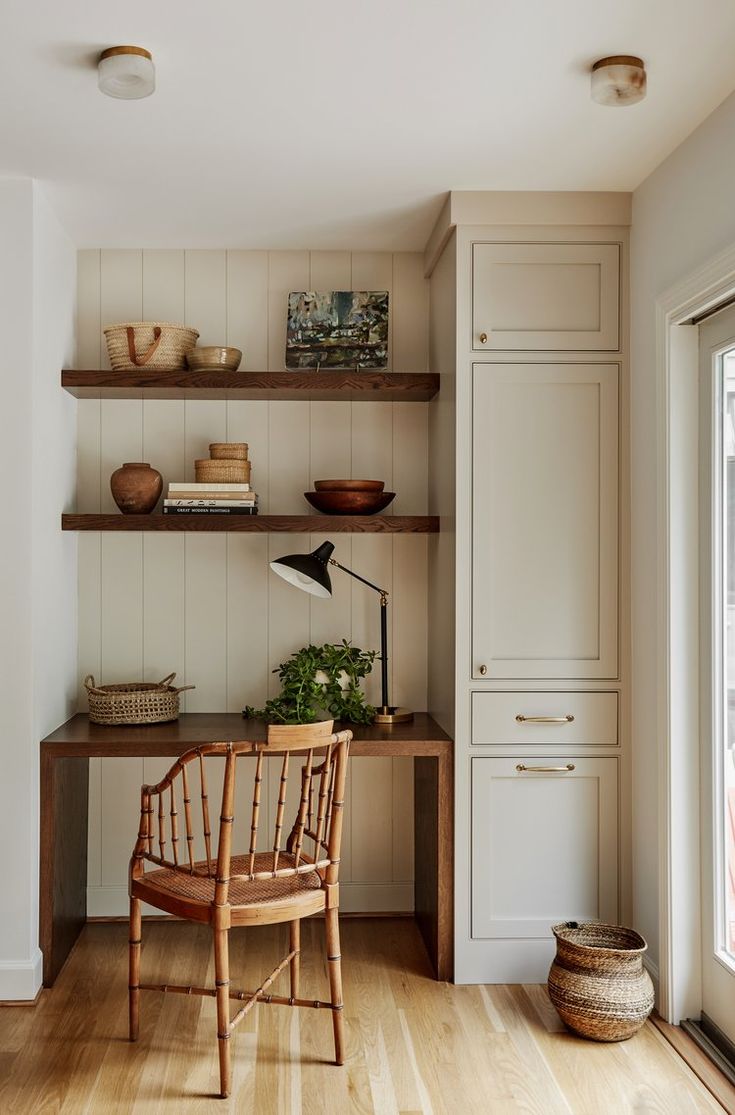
top-left (0, 949), bottom-right (43, 1002)
top-left (87, 882), bottom-right (414, 919)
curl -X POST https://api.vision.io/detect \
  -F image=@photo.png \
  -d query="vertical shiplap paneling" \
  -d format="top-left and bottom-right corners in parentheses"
top-left (226, 269), bottom-right (270, 704)
top-left (226, 250), bottom-right (270, 372)
top-left (392, 253), bottom-right (429, 373)
top-left (225, 252), bottom-right (272, 716)
top-left (393, 253), bottom-right (429, 516)
top-left (349, 533), bottom-right (394, 888)
top-left (95, 252), bottom-right (146, 891)
top-left (268, 251), bottom-right (309, 371)
top-left (80, 247), bottom-right (429, 915)
top-left (184, 251), bottom-right (228, 712)
top-left (99, 250), bottom-right (143, 512)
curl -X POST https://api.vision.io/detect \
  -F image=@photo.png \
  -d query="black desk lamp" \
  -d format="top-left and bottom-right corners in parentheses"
top-left (270, 540), bottom-right (412, 725)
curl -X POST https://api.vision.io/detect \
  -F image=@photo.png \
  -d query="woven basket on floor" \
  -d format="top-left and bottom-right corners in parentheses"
top-left (209, 442), bottom-right (249, 461)
top-left (195, 459), bottom-right (251, 484)
top-left (84, 673), bottom-right (195, 725)
top-left (547, 922), bottom-right (654, 1042)
top-left (103, 322), bottom-right (199, 370)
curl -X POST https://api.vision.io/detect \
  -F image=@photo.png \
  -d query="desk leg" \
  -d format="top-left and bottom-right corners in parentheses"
top-left (414, 752), bottom-right (453, 981)
top-left (40, 752), bottom-right (89, 986)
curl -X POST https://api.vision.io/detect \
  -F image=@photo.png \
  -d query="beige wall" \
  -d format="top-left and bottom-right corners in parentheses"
top-left (76, 248), bottom-right (430, 915)
top-left (631, 89), bottom-right (735, 971)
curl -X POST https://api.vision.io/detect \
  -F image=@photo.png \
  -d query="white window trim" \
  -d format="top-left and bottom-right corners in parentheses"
top-left (656, 241), bottom-right (735, 1022)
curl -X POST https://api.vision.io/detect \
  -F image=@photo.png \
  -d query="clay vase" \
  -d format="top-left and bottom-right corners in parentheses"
top-left (547, 922), bottom-right (654, 1042)
top-left (110, 462), bottom-right (162, 514)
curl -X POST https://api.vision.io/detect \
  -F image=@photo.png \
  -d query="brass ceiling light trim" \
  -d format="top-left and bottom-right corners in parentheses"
top-left (591, 55), bottom-right (646, 106)
top-left (98, 45), bottom-right (155, 99)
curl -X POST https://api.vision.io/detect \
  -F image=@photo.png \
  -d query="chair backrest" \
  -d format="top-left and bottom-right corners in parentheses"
top-left (131, 721), bottom-right (352, 906)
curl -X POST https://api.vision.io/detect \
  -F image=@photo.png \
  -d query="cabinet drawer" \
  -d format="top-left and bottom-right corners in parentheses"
top-left (471, 756), bottom-right (618, 938)
top-left (471, 691), bottom-right (618, 747)
top-left (472, 241), bottom-right (620, 351)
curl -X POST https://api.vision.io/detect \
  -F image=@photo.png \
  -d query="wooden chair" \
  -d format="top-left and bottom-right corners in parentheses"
top-left (127, 721), bottom-right (352, 1099)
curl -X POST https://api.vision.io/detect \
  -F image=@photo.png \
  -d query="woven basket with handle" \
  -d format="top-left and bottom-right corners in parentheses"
top-left (103, 322), bottom-right (199, 371)
top-left (84, 673), bottom-right (195, 725)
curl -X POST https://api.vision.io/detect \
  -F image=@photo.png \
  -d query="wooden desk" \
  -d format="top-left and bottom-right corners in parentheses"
top-left (40, 713), bottom-right (453, 986)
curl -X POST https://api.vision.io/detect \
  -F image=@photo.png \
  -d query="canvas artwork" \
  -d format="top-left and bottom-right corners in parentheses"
top-left (286, 290), bottom-right (389, 369)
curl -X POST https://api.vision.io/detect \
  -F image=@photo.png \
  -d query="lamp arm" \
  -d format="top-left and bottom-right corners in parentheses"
top-left (328, 558), bottom-right (389, 602)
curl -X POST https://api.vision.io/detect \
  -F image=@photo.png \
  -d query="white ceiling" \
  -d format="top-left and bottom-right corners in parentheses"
top-left (3, 0), bottom-right (735, 249)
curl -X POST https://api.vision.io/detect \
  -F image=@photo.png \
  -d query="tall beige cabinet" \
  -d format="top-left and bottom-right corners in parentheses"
top-left (426, 193), bottom-right (631, 982)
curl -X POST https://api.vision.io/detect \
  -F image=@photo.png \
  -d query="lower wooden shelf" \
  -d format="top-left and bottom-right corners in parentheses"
top-left (61, 513), bottom-right (439, 533)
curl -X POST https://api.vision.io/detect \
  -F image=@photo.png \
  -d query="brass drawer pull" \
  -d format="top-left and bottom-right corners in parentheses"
top-left (479, 332), bottom-right (488, 344)
top-left (516, 763), bottom-right (575, 773)
top-left (515, 714), bottom-right (574, 724)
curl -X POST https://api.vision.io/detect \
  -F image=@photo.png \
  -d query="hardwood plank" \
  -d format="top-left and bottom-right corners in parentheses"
top-left (61, 514), bottom-right (439, 533)
top-left (61, 370), bottom-right (439, 401)
top-left (650, 1013), bottom-right (735, 1113)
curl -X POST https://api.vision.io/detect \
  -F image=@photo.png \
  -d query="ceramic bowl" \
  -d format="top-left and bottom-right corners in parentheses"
top-left (313, 479), bottom-right (385, 492)
top-left (186, 346), bottom-right (242, 370)
top-left (305, 490), bottom-right (395, 515)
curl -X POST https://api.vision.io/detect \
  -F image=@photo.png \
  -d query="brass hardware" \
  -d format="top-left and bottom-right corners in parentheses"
top-left (515, 714), bottom-right (574, 724)
top-left (515, 763), bottom-right (575, 773)
top-left (478, 664), bottom-right (488, 676)
top-left (479, 332), bottom-right (488, 344)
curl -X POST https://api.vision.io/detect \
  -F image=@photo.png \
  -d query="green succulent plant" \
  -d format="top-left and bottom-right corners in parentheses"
top-left (243, 640), bottom-right (378, 725)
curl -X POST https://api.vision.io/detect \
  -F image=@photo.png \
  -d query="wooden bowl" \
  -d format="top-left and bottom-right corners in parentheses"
top-left (313, 479), bottom-right (384, 492)
top-left (186, 346), bottom-right (242, 370)
top-left (305, 490), bottom-right (395, 515)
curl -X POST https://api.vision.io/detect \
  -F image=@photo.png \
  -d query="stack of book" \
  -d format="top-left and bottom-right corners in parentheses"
top-left (163, 482), bottom-right (258, 515)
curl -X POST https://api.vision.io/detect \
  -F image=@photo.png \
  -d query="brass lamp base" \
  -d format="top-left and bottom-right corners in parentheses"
top-left (374, 706), bottom-right (413, 725)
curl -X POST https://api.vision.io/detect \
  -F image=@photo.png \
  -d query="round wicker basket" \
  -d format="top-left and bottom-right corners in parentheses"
top-left (548, 922), bottom-right (654, 1042)
top-left (195, 459), bottom-right (251, 484)
top-left (103, 322), bottom-right (199, 370)
top-left (209, 442), bottom-right (249, 461)
top-left (84, 673), bottom-right (195, 725)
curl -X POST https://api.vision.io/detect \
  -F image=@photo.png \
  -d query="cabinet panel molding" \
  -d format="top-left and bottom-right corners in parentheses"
top-left (471, 362), bottom-right (619, 679)
top-left (471, 756), bottom-right (618, 938)
top-left (472, 241), bottom-right (620, 351)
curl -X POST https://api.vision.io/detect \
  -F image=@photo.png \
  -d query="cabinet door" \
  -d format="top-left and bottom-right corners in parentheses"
top-left (471, 756), bottom-right (618, 939)
top-left (472, 363), bottom-right (618, 679)
top-left (472, 242), bottom-right (620, 351)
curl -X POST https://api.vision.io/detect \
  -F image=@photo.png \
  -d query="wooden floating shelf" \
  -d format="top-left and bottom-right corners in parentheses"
top-left (61, 369), bottom-right (439, 401)
top-left (62, 514), bottom-right (439, 533)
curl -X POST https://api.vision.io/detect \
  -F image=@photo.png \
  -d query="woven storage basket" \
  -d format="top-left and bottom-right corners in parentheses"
top-left (209, 442), bottom-right (249, 461)
top-left (84, 673), bottom-right (195, 726)
top-left (547, 922), bottom-right (654, 1042)
top-left (103, 322), bottom-right (199, 370)
top-left (195, 459), bottom-right (251, 483)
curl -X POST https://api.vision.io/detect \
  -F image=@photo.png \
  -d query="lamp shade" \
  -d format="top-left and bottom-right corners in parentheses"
top-left (269, 541), bottom-right (334, 598)
top-left (98, 46), bottom-right (155, 100)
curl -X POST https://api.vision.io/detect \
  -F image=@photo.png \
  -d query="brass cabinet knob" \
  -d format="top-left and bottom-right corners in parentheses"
top-left (479, 332), bottom-right (488, 344)
top-left (478, 664), bottom-right (488, 676)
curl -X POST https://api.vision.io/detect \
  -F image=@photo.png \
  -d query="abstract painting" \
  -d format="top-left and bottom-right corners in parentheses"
top-left (286, 290), bottom-right (389, 369)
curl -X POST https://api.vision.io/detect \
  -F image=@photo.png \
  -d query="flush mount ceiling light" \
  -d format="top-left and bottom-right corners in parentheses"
top-left (591, 55), bottom-right (646, 106)
top-left (98, 46), bottom-right (155, 99)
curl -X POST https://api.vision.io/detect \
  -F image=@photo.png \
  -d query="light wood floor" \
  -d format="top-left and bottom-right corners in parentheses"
top-left (0, 919), bottom-right (727, 1114)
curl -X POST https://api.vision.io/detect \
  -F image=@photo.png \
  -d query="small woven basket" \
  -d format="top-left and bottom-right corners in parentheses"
top-left (195, 459), bottom-right (251, 484)
top-left (209, 443), bottom-right (249, 461)
top-left (84, 673), bottom-right (195, 726)
top-left (103, 322), bottom-right (199, 370)
top-left (548, 922), bottom-right (654, 1042)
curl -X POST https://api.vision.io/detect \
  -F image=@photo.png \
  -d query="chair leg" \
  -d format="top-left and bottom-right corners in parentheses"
top-left (214, 928), bottom-right (232, 1099)
top-left (289, 919), bottom-right (301, 1000)
top-left (325, 907), bottom-right (345, 1065)
top-left (128, 897), bottom-right (142, 1041)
